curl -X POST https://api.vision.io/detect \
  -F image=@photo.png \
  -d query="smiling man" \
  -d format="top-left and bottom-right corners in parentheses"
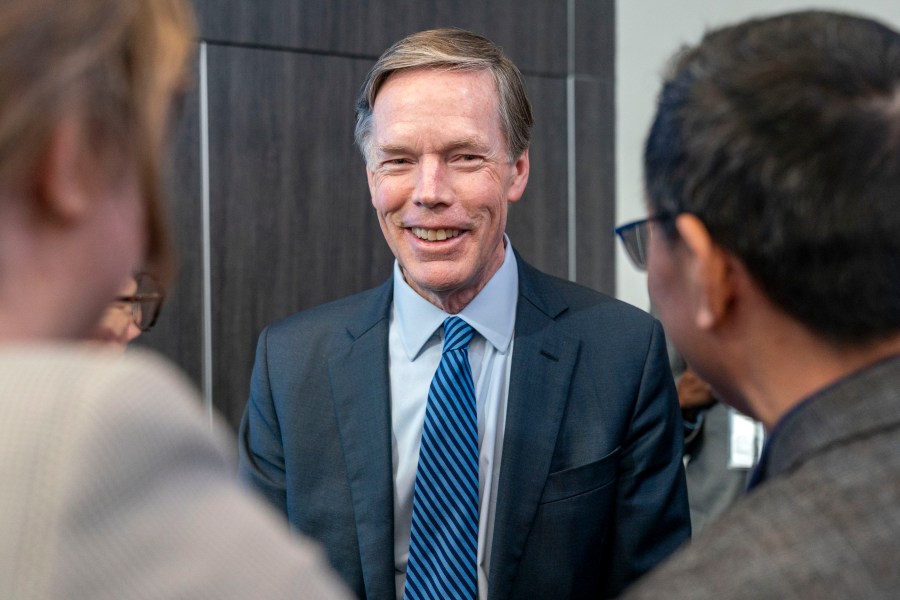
top-left (238, 28), bottom-right (689, 600)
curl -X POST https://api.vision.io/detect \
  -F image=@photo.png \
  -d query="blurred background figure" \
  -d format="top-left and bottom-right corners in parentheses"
top-left (0, 0), bottom-right (351, 598)
top-left (91, 272), bottom-right (165, 349)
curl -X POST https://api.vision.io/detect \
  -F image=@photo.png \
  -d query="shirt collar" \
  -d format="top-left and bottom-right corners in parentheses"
top-left (393, 235), bottom-right (519, 361)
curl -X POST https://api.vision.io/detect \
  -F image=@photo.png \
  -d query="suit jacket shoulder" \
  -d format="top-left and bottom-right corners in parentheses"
top-left (266, 278), bottom-right (393, 350)
top-left (516, 256), bottom-right (662, 343)
top-left (240, 279), bottom-right (397, 599)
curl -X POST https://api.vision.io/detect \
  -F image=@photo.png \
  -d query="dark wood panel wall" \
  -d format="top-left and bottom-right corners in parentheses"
top-left (139, 0), bottom-right (616, 430)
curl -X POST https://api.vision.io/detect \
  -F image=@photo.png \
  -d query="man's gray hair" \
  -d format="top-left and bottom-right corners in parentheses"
top-left (354, 28), bottom-right (533, 165)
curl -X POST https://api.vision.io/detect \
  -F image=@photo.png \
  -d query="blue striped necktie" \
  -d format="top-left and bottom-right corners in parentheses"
top-left (404, 316), bottom-right (478, 600)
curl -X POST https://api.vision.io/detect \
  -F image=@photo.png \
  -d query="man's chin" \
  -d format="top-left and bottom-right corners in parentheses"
top-left (407, 275), bottom-right (464, 296)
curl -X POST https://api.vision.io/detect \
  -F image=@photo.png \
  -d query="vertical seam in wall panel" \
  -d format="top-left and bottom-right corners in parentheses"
top-left (199, 42), bottom-right (214, 429)
top-left (567, 0), bottom-right (577, 281)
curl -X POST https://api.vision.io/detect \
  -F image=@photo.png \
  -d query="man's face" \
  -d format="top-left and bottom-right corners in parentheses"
top-left (647, 223), bottom-right (716, 399)
top-left (366, 68), bottom-right (529, 311)
top-left (647, 221), bottom-right (694, 362)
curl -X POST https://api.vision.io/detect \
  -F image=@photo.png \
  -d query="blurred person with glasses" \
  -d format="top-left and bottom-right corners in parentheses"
top-left (91, 272), bottom-right (165, 349)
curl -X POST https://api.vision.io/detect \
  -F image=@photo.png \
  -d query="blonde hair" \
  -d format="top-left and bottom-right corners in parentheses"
top-left (0, 0), bottom-right (195, 282)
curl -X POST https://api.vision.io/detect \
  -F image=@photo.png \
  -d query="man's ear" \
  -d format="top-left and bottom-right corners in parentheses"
top-left (506, 148), bottom-right (529, 204)
top-left (675, 214), bottom-right (734, 330)
top-left (32, 119), bottom-right (91, 224)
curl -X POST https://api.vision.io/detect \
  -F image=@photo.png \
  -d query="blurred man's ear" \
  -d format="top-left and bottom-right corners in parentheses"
top-left (675, 214), bottom-right (735, 331)
top-left (33, 119), bottom-right (92, 224)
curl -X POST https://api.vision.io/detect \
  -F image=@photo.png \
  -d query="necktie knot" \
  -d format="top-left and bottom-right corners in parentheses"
top-left (442, 316), bottom-right (474, 353)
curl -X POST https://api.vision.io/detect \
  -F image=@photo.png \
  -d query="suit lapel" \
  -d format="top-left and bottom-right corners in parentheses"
top-left (329, 280), bottom-right (397, 599)
top-left (489, 259), bottom-right (579, 600)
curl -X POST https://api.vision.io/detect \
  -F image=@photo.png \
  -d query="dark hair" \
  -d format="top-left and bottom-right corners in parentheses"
top-left (354, 28), bottom-right (533, 164)
top-left (645, 10), bottom-right (900, 345)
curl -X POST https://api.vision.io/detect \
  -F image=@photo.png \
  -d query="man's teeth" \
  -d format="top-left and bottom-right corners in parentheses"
top-left (411, 227), bottom-right (462, 241)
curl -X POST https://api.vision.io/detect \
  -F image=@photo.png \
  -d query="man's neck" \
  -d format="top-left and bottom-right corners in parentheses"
top-left (728, 324), bottom-right (900, 430)
top-left (402, 239), bottom-right (510, 315)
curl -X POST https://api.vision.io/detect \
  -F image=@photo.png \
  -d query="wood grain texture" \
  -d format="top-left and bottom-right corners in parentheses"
top-left (206, 45), bottom-right (393, 426)
top-left (135, 71), bottom-right (204, 388)
top-left (194, 0), bottom-right (567, 75)
top-left (505, 75), bottom-right (568, 279)
top-left (575, 79), bottom-right (616, 295)
top-left (574, 0), bottom-right (615, 80)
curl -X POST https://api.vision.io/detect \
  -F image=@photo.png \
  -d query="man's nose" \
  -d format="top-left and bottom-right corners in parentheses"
top-left (413, 155), bottom-right (450, 207)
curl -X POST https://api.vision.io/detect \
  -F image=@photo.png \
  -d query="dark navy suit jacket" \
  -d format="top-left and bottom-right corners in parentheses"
top-left (239, 255), bottom-right (690, 599)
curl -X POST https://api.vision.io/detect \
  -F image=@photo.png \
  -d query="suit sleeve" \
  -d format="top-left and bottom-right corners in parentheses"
top-left (238, 326), bottom-right (289, 514)
top-left (605, 320), bottom-right (691, 596)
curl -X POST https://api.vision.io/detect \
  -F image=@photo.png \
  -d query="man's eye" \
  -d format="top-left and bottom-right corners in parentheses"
top-left (388, 158), bottom-right (409, 165)
top-left (380, 158), bottom-right (411, 170)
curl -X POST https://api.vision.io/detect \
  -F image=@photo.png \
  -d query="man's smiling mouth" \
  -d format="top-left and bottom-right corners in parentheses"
top-left (410, 227), bottom-right (462, 241)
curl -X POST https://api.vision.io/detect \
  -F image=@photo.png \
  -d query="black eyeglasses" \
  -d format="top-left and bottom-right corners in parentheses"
top-left (116, 272), bottom-right (165, 332)
top-left (614, 213), bottom-right (675, 271)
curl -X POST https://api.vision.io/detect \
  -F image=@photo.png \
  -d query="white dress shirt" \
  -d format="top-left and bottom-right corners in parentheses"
top-left (391, 238), bottom-right (518, 600)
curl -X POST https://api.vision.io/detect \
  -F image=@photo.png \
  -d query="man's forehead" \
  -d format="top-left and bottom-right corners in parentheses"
top-left (373, 67), bottom-right (498, 105)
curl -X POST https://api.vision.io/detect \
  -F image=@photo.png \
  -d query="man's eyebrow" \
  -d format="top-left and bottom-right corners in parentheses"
top-left (444, 137), bottom-right (490, 153)
top-left (374, 138), bottom-right (490, 155)
top-left (374, 144), bottom-right (411, 156)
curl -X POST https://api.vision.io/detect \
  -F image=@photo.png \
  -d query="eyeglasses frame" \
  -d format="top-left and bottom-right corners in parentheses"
top-left (116, 273), bottom-right (165, 332)
top-left (614, 212), bottom-right (677, 271)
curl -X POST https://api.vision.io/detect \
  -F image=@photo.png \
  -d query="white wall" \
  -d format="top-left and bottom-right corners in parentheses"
top-left (615, 0), bottom-right (900, 310)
